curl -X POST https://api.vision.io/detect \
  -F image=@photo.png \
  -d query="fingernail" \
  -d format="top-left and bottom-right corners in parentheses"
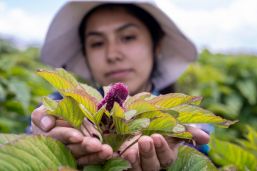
top-left (140, 141), bottom-right (151, 152)
top-left (154, 136), bottom-right (162, 148)
top-left (41, 116), bottom-right (52, 131)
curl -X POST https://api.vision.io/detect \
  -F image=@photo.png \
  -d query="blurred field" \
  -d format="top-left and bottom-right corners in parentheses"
top-left (1, 38), bottom-right (257, 169)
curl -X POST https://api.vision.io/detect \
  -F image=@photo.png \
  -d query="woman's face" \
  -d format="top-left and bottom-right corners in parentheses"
top-left (84, 8), bottom-right (154, 95)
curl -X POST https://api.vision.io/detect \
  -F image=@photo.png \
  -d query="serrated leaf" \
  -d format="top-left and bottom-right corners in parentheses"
top-left (43, 97), bottom-right (85, 128)
top-left (103, 157), bottom-right (131, 171)
top-left (125, 92), bottom-right (152, 107)
top-left (37, 68), bottom-right (79, 91)
top-left (42, 96), bottom-right (58, 111)
top-left (111, 103), bottom-right (128, 134)
top-left (38, 68), bottom-right (98, 115)
top-left (148, 93), bottom-right (202, 108)
top-left (0, 134), bottom-right (76, 171)
top-left (94, 105), bottom-right (106, 126)
top-left (127, 100), bottom-right (165, 119)
top-left (80, 83), bottom-right (103, 102)
top-left (79, 104), bottom-right (96, 125)
top-left (144, 116), bottom-right (176, 135)
top-left (112, 102), bottom-right (125, 119)
top-left (209, 137), bottom-right (257, 171)
top-left (168, 146), bottom-right (217, 171)
top-left (63, 88), bottom-right (98, 115)
top-left (172, 104), bottom-right (235, 127)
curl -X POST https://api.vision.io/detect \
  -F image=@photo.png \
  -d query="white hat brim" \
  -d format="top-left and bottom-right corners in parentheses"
top-left (41, 0), bottom-right (197, 90)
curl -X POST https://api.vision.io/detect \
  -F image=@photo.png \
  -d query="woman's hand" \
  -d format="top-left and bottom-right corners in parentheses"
top-left (120, 127), bottom-right (210, 171)
top-left (31, 105), bottom-right (113, 165)
top-left (120, 134), bottom-right (178, 171)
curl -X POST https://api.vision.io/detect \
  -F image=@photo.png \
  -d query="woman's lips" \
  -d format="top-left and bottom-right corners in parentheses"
top-left (106, 69), bottom-right (133, 79)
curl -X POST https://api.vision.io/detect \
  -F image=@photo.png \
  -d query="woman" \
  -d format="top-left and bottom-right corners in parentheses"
top-left (31, 0), bottom-right (210, 170)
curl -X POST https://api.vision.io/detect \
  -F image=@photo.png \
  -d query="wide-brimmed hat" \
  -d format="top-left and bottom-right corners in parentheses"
top-left (41, 0), bottom-right (197, 90)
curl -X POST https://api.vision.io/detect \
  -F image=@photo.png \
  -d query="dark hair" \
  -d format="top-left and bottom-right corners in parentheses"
top-left (78, 3), bottom-right (165, 78)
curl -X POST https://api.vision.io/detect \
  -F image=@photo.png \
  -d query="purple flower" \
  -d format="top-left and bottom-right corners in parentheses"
top-left (97, 83), bottom-right (128, 111)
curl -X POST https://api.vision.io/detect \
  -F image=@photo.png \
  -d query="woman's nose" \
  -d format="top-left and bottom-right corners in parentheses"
top-left (106, 42), bottom-right (123, 63)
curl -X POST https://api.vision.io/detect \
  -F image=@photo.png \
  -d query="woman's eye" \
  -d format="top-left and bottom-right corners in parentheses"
top-left (90, 42), bottom-right (104, 48)
top-left (121, 35), bottom-right (136, 43)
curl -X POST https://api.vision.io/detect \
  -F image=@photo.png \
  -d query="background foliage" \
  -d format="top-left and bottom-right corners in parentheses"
top-left (0, 38), bottom-right (53, 133)
top-left (0, 38), bottom-right (257, 170)
top-left (176, 49), bottom-right (257, 170)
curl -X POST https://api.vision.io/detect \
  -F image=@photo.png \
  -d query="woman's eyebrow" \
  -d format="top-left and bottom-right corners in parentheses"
top-left (85, 32), bottom-right (103, 38)
top-left (85, 23), bottom-right (139, 38)
top-left (116, 23), bottom-right (139, 32)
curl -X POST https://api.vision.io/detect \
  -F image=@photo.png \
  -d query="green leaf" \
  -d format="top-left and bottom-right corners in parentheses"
top-left (168, 132), bottom-right (193, 139)
top-left (236, 126), bottom-right (257, 156)
top-left (8, 78), bottom-right (31, 111)
top-left (127, 100), bottom-right (164, 119)
top-left (172, 124), bottom-right (186, 133)
top-left (80, 83), bottom-right (103, 102)
top-left (144, 116), bottom-right (176, 135)
top-left (37, 68), bottom-right (79, 91)
top-left (112, 102), bottom-right (125, 119)
top-left (168, 146), bottom-right (217, 171)
top-left (148, 93), bottom-right (202, 108)
top-left (172, 104), bottom-right (235, 127)
top-left (237, 79), bottom-right (256, 105)
top-left (0, 83), bottom-right (6, 101)
top-left (79, 104), bottom-right (96, 125)
top-left (103, 157), bottom-right (131, 171)
top-left (43, 97), bottom-right (85, 128)
top-left (0, 134), bottom-right (76, 171)
top-left (63, 88), bottom-right (98, 115)
top-left (127, 100), bottom-right (158, 115)
top-left (0, 134), bottom-right (24, 145)
top-left (111, 103), bottom-right (129, 134)
top-left (42, 96), bottom-right (58, 111)
top-left (209, 137), bottom-right (257, 171)
top-left (37, 68), bottom-right (98, 114)
top-left (102, 134), bottom-right (129, 151)
top-left (125, 92), bottom-right (153, 107)
top-left (124, 110), bottom-right (137, 121)
top-left (128, 118), bottom-right (150, 132)
top-left (83, 165), bottom-right (102, 171)
top-left (94, 105), bottom-right (106, 126)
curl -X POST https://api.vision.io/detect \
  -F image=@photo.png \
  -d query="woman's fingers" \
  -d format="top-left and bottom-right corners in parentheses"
top-left (67, 137), bottom-right (103, 158)
top-left (186, 126), bottom-right (210, 145)
top-left (138, 136), bottom-right (160, 171)
top-left (151, 134), bottom-right (178, 168)
top-left (81, 118), bottom-right (101, 138)
top-left (45, 126), bottom-right (83, 144)
top-left (77, 144), bottom-right (113, 165)
top-left (31, 105), bottom-right (56, 132)
top-left (121, 140), bottom-right (141, 171)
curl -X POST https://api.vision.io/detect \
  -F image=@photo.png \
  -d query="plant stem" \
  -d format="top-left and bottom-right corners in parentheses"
top-left (119, 134), bottom-right (142, 156)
